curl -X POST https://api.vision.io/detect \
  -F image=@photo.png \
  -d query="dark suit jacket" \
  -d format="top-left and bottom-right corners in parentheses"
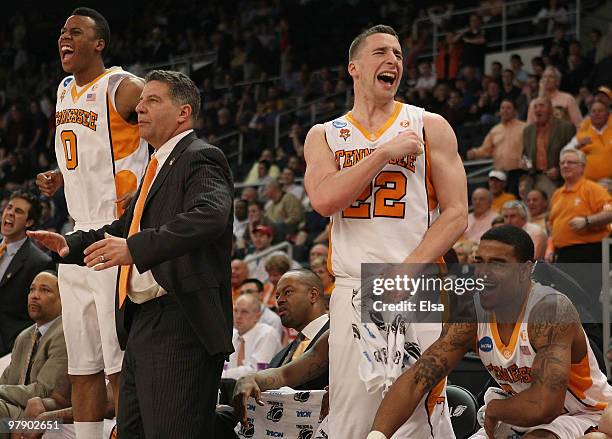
top-left (61, 132), bottom-right (234, 357)
top-left (0, 317), bottom-right (67, 410)
top-left (268, 319), bottom-right (329, 390)
top-left (523, 117), bottom-right (576, 172)
top-left (0, 239), bottom-right (54, 356)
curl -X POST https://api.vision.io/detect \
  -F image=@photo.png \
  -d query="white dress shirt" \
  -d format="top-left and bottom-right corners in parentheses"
top-left (129, 129), bottom-right (193, 304)
top-left (300, 314), bottom-right (329, 342)
top-left (36, 316), bottom-right (60, 338)
top-left (222, 323), bottom-right (282, 380)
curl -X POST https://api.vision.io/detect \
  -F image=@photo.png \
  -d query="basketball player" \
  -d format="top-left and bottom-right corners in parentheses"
top-left (369, 225), bottom-right (612, 439)
top-left (303, 25), bottom-right (468, 438)
top-left (35, 7), bottom-right (148, 439)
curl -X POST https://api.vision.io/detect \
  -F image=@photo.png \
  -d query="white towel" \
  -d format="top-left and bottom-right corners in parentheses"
top-left (351, 286), bottom-right (421, 395)
top-left (234, 387), bottom-right (326, 439)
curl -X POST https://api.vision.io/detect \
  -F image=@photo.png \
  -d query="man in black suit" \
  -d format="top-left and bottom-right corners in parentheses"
top-left (216, 269), bottom-right (329, 437)
top-left (28, 70), bottom-right (234, 439)
top-left (0, 191), bottom-right (54, 356)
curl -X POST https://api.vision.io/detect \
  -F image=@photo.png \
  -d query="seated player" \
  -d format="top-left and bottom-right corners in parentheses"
top-left (369, 225), bottom-right (612, 439)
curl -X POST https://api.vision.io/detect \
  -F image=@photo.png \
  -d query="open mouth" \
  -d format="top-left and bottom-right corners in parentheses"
top-left (2, 218), bottom-right (13, 230)
top-left (377, 72), bottom-right (397, 87)
top-left (60, 45), bottom-right (75, 62)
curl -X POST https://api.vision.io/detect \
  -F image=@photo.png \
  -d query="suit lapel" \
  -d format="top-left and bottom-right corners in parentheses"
top-left (144, 132), bottom-right (196, 208)
top-left (0, 240), bottom-right (29, 288)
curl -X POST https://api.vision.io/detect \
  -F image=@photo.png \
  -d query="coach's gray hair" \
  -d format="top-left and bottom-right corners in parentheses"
top-left (144, 70), bottom-right (201, 121)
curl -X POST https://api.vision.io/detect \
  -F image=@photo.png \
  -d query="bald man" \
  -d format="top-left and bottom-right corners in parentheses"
top-left (231, 259), bottom-right (249, 303)
top-left (464, 188), bottom-right (498, 242)
top-left (222, 294), bottom-right (282, 380)
top-left (0, 270), bottom-right (67, 419)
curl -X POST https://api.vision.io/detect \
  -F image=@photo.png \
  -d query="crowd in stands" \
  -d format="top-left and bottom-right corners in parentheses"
top-left (0, 0), bottom-right (612, 434)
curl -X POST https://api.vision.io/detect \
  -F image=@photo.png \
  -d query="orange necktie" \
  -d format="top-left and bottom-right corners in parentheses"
top-left (118, 156), bottom-right (158, 307)
top-left (236, 336), bottom-right (246, 366)
top-left (0, 242), bottom-right (7, 258)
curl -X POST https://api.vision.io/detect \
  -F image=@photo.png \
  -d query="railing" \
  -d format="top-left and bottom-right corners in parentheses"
top-left (602, 238), bottom-right (611, 377)
top-left (414, 0), bottom-right (580, 61)
top-left (273, 89), bottom-right (352, 150)
top-left (463, 158), bottom-right (494, 182)
top-left (128, 50), bottom-right (218, 77)
top-left (244, 241), bottom-right (294, 265)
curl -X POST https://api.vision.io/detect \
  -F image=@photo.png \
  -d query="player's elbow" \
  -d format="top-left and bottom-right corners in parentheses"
top-left (309, 195), bottom-right (336, 218)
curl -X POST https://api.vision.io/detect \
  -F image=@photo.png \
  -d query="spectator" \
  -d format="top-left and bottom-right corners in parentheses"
top-left (509, 54), bottom-right (529, 86)
top-left (239, 278), bottom-right (283, 340)
top-left (243, 149), bottom-right (280, 184)
top-left (527, 66), bottom-right (582, 126)
top-left (0, 191), bottom-right (54, 356)
top-left (435, 31), bottom-right (462, 82)
top-left (489, 61), bottom-right (503, 85)
top-left (564, 101), bottom-right (612, 181)
top-left (0, 270), bottom-right (66, 419)
top-left (501, 200), bottom-right (547, 259)
top-left (231, 259), bottom-right (250, 304)
top-left (500, 69), bottom-right (521, 103)
top-left (523, 96), bottom-right (576, 196)
top-left (279, 167), bottom-right (304, 201)
top-left (467, 100), bottom-right (526, 194)
top-left (488, 170), bottom-right (517, 212)
top-left (263, 179), bottom-right (304, 238)
top-left (464, 187), bottom-right (499, 242)
top-left (240, 187), bottom-right (258, 203)
top-left (515, 74), bottom-right (539, 120)
top-left (309, 243), bottom-right (329, 266)
top-left (455, 14), bottom-right (487, 73)
top-left (245, 224), bottom-right (274, 282)
top-left (526, 188), bottom-right (549, 230)
top-left (263, 253), bottom-right (294, 309)
top-left (474, 81), bottom-right (502, 125)
top-left (27, 100), bottom-right (48, 153)
top-left (548, 148), bottom-right (612, 330)
top-left (222, 294), bottom-right (281, 380)
top-left (533, 0), bottom-right (568, 35)
top-left (233, 199), bottom-right (249, 242)
top-left (310, 256), bottom-right (335, 297)
top-left (415, 61), bottom-right (436, 92)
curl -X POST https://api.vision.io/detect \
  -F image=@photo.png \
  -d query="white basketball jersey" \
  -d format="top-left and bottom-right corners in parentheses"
top-left (55, 67), bottom-right (148, 229)
top-left (324, 101), bottom-right (438, 279)
top-left (477, 283), bottom-right (611, 414)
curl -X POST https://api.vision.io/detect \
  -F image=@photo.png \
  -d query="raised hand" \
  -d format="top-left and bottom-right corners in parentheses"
top-left (35, 170), bottom-right (64, 198)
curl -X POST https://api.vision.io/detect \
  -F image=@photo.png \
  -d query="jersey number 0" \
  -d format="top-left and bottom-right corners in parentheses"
top-left (60, 130), bottom-right (78, 170)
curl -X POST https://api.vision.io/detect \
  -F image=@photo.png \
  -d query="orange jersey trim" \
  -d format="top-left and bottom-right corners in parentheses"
top-left (345, 101), bottom-right (403, 141)
top-left (490, 293), bottom-right (530, 357)
top-left (70, 67), bottom-right (121, 102)
top-left (568, 353), bottom-right (608, 410)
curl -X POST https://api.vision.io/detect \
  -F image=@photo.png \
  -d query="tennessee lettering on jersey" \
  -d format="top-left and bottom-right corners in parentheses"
top-left (334, 147), bottom-right (417, 172)
top-left (323, 102), bottom-right (437, 279)
top-left (485, 363), bottom-right (532, 385)
top-left (55, 67), bottom-right (149, 228)
top-left (55, 108), bottom-right (98, 130)
top-left (477, 283), bottom-right (612, 414)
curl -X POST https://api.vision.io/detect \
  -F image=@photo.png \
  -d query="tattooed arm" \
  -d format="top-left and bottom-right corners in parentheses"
top-left (370, 322), bottom-right (477, 437)
top-left (484, 294), bottom-right (580, 436)
top-left (232, 331), bottom-right (329, 424)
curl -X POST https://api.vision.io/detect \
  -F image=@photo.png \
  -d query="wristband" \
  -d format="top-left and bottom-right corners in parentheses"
top-left (367, 432), bottom-right (388, 439)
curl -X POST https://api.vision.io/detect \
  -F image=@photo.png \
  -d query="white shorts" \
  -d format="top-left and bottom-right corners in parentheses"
top-left (328, 280), bottom-right (454, 439)
top-left (469, 412), bottom-right (601, 439)
top-left (58, 263), bottom-right (123, 375)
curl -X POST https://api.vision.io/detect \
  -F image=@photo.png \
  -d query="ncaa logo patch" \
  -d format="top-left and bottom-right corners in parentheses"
top-left (294, 392), bottom-right (311, 402)
top-left (332, 120), bottom-right (347, 128)
top-left (63, 76), bottom-right (74, 87)
top-left (266, 404), bottom-right (284, 422)
top-left (478, 336), bottom-right (493, 352)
